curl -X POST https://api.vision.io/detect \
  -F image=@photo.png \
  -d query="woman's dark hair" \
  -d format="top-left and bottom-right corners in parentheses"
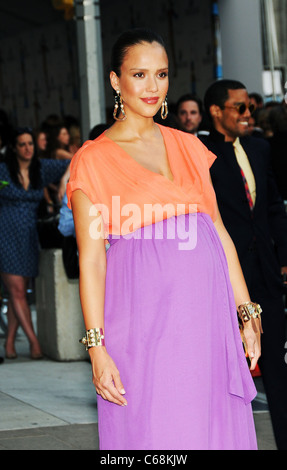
top-left (5, 127), bottom-right (41, 189)
top-left (204, 79), bottom-right (246, 118)
top-left (46, 123), bottom-right (69, 157)
top-left (111, 28), bottom-right (167, 77)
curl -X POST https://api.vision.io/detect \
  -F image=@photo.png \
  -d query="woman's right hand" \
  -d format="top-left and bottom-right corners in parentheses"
top-left (89, 347), bottom-right (127, 406)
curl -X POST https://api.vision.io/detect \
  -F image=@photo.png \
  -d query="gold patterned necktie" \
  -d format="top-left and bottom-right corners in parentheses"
top-left (233, 138), bottom-right (256, 210)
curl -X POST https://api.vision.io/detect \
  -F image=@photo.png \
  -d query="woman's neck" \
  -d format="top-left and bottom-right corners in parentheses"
top-left (17, 158), bottom-right (31, 171)
top-left (109, 116), bottom-right (158, 142)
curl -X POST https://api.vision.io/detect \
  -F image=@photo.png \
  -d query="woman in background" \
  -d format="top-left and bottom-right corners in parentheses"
top-left (47, 124), bottom-right (74, 160)
top-left (0, 127), bottom-right (70, 359)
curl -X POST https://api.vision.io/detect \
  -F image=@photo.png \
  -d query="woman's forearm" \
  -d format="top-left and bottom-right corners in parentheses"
top-left (62, 163), bottom-right (70, 185)
top-left (79, 259), bottom-right (106, 330)
top-left (58, 164), bottom-right (70, 200)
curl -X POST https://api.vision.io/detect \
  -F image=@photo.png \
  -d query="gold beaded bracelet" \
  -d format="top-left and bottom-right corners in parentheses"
top-left (79, 328), bottom-right (105, 350)
top-left (237, 302), bottom-right (263, 334)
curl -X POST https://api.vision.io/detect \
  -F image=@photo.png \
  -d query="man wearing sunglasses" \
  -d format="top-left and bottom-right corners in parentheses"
top-left (200, 79), bottom-right (287, 450)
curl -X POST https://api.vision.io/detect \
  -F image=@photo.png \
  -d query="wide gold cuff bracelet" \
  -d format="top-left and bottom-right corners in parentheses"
top-left (79, 328), bottom-right (105, 350)
top-left (237, 302), bottom-right (263, 334)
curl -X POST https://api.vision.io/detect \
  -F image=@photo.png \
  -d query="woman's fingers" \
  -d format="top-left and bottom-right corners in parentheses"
top-left (96, 373), bottom-right (127, 406)
top-left (245, 331), bottom-right (261, 370)
top-left (241, 321), bottom-right (261, 371)
top-left (113, 370), bottom-right (126, 397)
top-left (90, 349), bottom-right (127, 406)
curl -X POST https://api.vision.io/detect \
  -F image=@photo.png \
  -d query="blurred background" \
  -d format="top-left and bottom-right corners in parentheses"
top-left (0, 0), bottom-right (286, 140)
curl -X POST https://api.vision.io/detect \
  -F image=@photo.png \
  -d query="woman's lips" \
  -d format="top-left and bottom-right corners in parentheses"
top-left (141, 97), bottom-right (159, 105)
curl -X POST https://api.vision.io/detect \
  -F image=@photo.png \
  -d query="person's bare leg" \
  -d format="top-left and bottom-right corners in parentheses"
top-left (5, 299), bottom-right (19, 358)
top-left (1, 273), bottom-right (42, 358)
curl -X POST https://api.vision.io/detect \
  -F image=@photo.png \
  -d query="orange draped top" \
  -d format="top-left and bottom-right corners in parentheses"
top-left (66, 124), bottom-right (217, 236)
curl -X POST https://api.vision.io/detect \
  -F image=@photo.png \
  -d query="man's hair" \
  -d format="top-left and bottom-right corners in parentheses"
top-left (176, 94), bottom-right (203, 115)
top-left (249, 92), bottom-right (263, 106)
top-left (204, 79), bottom-right (246, 118)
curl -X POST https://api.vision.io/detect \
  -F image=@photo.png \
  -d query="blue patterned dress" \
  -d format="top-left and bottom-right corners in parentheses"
top-left (0, 159), bottom-right (69, 277)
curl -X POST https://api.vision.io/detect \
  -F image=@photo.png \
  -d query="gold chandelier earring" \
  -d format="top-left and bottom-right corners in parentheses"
top-left (113, 90), bottom-right (127, 121)
top-left (161, 96), bottom-right (168, 120)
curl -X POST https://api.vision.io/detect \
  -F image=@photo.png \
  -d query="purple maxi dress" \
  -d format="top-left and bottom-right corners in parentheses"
top-left (98, 214), bottom-right (257, 450)
top-left (67, 127), bottom-right (258, 450)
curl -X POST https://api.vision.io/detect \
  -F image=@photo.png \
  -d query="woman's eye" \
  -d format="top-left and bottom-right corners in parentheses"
top-left (133, 71), bottom-right (168, 78)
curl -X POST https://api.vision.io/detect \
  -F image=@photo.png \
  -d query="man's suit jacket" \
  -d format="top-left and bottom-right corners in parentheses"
top-left (200, 128), bottom-right (287, 298)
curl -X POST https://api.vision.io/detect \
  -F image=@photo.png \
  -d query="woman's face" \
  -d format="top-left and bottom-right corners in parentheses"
top-left (15, 133), bottom-right (34, 162)
top-left (57, 127), bottom-right (70, 146)
top-left (111, 41), bottom-right (169, 119)
top-left (37, 132), bottom-right (47, 151)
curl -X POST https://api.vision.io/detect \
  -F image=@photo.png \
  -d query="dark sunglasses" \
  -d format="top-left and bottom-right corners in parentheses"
top-left (223, 103), bottom-right (255, 115)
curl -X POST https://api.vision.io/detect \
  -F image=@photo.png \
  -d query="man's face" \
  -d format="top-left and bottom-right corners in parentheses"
top-left (212, 89), bottom-right (253, 141)
top-left (177, 100), bottom-right (202, 133)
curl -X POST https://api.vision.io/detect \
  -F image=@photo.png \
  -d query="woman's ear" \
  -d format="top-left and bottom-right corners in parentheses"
top-left (110, 71), bottom-right (120, 93)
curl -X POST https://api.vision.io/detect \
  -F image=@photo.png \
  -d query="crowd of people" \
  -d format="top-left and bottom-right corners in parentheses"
top-left (1, 26), bottom-right (287, 449)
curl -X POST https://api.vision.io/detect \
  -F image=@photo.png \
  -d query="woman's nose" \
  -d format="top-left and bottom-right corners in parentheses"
top-left (146, 75), bottom-right (158, 92)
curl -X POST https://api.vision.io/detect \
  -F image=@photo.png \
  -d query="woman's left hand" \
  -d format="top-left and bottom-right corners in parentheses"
top-left (241, 319), bottom-right (261, 370)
